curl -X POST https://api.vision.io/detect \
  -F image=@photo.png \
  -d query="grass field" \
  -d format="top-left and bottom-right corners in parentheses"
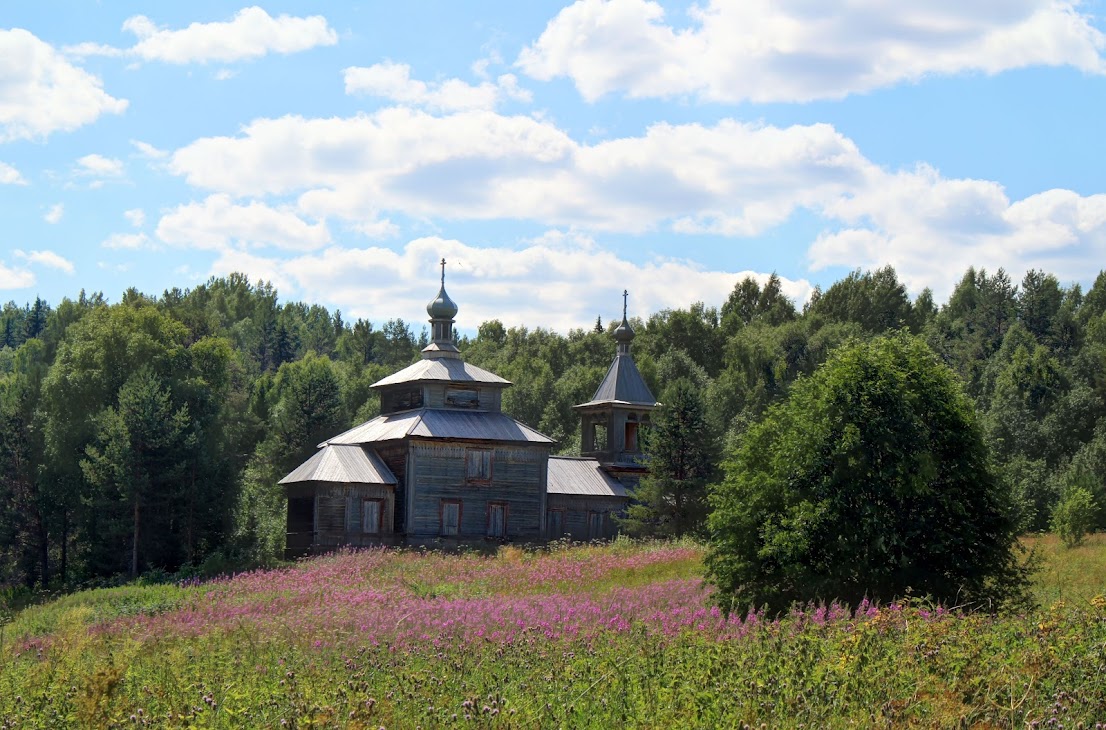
top-left (1, 536), bottom-right (1104, 728)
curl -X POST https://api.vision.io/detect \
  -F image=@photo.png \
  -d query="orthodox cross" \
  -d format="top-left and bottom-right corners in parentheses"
top-left (440, 257), bottom-right (446, 285)
top-left (622, 289), bottom-right (629, 320)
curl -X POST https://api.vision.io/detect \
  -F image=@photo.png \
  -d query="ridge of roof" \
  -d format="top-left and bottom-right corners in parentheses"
top-left (371, 357), bottom-right (511, 388)
top-left (323, 407), bottom-right (554, 446)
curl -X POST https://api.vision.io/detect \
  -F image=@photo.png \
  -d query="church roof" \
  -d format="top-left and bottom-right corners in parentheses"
top-left (279, 444), bottom-right (397, 486)
top-left (323, 408), bottom-right (554, 446)
top-left (547, 457), bottom-right (628, 497)
top-left (576, 353), bottom-right (657, 408)
top-left (371, 357), bottom-right (511, 388)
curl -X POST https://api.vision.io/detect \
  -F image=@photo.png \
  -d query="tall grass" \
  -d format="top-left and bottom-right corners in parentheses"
top-left (0, 537), bottom-right (1103, 728)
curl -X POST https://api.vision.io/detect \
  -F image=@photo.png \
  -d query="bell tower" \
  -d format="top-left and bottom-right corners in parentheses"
top-left (573, 291), bottom-right (658, 486)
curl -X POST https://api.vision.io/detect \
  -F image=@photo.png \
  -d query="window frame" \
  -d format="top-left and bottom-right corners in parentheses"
top-left (465, 448), bottom-right (494, 484)
top-left (440, 499), bottom-right (462, 537)
top-left (445, 387), bottom-right (480, 409)
top-left (547, 508), bottom-right (565, 538)
top-left (486, 501), bottom-right (509, 539)
top-left (587, 511), bottom-right (606, 540)
top-left (361, 498), bottom-right (384, 535)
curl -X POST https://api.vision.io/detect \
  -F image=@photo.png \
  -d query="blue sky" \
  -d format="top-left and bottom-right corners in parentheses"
top-left (2, 1), bottom-right (1105, 332)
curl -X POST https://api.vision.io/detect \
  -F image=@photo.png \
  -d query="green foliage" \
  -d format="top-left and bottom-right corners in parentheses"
top-left (1050, 484), bottom-right (1099, 548)
top-left (80, 371), bottom-right (194, 576)
top-left (620, 379), bottom-right (716, 537)
top-left (806, 266), bottom-right (915, 334)
top-left (4, 264), bottom-right (1106, 590)
top-left (706, 333), bottom-right (1029, 614)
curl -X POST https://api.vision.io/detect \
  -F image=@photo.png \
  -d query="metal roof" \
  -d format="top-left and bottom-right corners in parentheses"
top-left (324, 408), bottom-right (554, 445)
top-left (547, 457), bottom-right (629, 497)
top-left (279, 444), bottom-right (397, 486)
top-left (576, 353), bottom-right (657, 408)
top-left (371, 358), bottom-right (511, 388)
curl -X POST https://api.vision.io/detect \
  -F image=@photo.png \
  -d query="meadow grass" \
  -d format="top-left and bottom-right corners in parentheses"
top-left (1025, 531), bottom-right (1106, 605)
top-left (0, 537), bottom-right (1103, 728)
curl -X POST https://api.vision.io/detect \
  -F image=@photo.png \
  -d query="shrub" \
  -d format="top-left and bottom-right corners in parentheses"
top-left (1051, 485), bottom-right (1099, 548)
top-left (706, 333), bottom-right (1030, 615)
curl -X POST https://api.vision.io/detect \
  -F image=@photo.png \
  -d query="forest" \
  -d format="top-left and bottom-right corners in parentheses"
top-left (1, 265), bottom-right (1105, 590)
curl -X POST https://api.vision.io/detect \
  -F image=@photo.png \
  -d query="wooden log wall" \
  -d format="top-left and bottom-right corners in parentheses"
top-left (374, 442), bottom-right (408, 531)
top-left (546, 494), bottom-right (628, 541)
top-left (408, 441), bottom-right (548, 539)
top-left (313, 482), bottom-right (395, 547)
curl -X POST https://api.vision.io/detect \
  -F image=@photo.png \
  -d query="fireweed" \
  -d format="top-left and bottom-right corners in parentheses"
top-left (2, 541), bottom-right (1105, 728)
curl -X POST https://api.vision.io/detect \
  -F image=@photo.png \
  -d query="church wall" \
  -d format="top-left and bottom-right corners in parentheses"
top-left (546, 494), bottom-right (626, 541)
top-left (408, 441), bottom-right (547, 540)
top-left (373, 443), bottom-right (408, 532)
top-left (284, 481), bottom-right (397, 556)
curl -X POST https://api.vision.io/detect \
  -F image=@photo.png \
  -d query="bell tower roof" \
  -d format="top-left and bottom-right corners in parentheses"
top-left (575, 290), bottom-right (657, 409)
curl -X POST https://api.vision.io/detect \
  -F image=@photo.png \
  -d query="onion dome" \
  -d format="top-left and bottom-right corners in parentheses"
top-left (426, 258), bottom-right (458, 319)
top-left (613, 289), bottom-right (635, 343)
top-left (613, 316), bottom-right (634, 343)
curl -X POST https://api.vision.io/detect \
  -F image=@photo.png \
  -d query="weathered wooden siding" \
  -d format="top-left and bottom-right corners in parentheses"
top-left (312, 482), bottom-right (395, 547)
top-left (547, 494), bottom-right (627, 541)
top-left (408, 441), bottom-right (548, 539)
top-left (374, 443), bottom-right (408, 532)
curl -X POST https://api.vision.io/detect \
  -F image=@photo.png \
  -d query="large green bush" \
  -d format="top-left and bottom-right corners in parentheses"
top-left (706, 333), bottom-right (1029, 614)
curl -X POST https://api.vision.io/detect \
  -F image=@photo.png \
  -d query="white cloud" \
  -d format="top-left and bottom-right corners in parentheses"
top-left (516, 0), bottom-right (1106, 103)
top-left (344, 62), bottom-right (532, 111)
top-left (131, 140), bottom-right (168, 159)
top-left (124, 208), bottom-right (146, 227)
top-left (169, 110), bottom-right (864, 236)
top-left (168, 105), bottom-right (1106, 299)
top-left (13, 249), bottom-right (75, 274)
top-left (102, 232), bottom-right (151, 250)
top-left (0, 161), bottom-right (27, 185)
top-left (202, 236), bottom-right (812, 331)
top-left (0, 29), bottom-right (127, 141)
top-left (76, 154), bottom-right (124, 177)
top-left (110, 6), bottom-right (338, 64)
top-left (156, 194), bottom-right (331, 251)
top-left (808, 166), bottom-right (1106, 297)
top-left (0, 262), bottom-right (35, 290)
top-left (44, 203), bottom-right (64, 224)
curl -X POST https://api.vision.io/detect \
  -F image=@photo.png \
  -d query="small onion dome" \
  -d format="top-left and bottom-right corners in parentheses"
top-left (613, 316), bottom-right (635, 343)
top-left (427, 284), bottom-right (458, 319)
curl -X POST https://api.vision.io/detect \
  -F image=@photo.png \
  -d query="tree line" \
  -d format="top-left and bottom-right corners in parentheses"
top-left (1, 266), bottom-right (1104, 590)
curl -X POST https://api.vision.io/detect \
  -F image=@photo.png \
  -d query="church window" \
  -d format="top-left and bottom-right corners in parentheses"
top-left (390, 388), bottom-right (423, 411)
top-left (587, 511), bottom-right (605, 540)
top-left (446, 387), bottom-right (479, 408)
top-left (625, 421), bottom-right (639, 452)
top-left (441, 499), bottom-right (461, 536)
top-left (547, 509), bottom-right (565, 538)
top-left (487, 502), bottom-right (508, 538)
top-left (361, 499), bottom-right (384, 535)
top-left (466, 449), bottom-right (493, 483)
top-left (592, 423), bottom-right (607, 451)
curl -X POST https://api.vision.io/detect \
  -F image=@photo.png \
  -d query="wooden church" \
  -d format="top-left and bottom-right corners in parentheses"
top-left (280, 261), bottom-right (658, 553)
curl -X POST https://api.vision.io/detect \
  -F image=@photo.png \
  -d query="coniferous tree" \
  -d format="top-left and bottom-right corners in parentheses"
top-left (620, 378), bottom-right (716, 537)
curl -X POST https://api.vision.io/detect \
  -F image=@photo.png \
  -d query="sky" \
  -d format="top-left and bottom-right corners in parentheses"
top-left (2, 1), bottom-right (1106, 334)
